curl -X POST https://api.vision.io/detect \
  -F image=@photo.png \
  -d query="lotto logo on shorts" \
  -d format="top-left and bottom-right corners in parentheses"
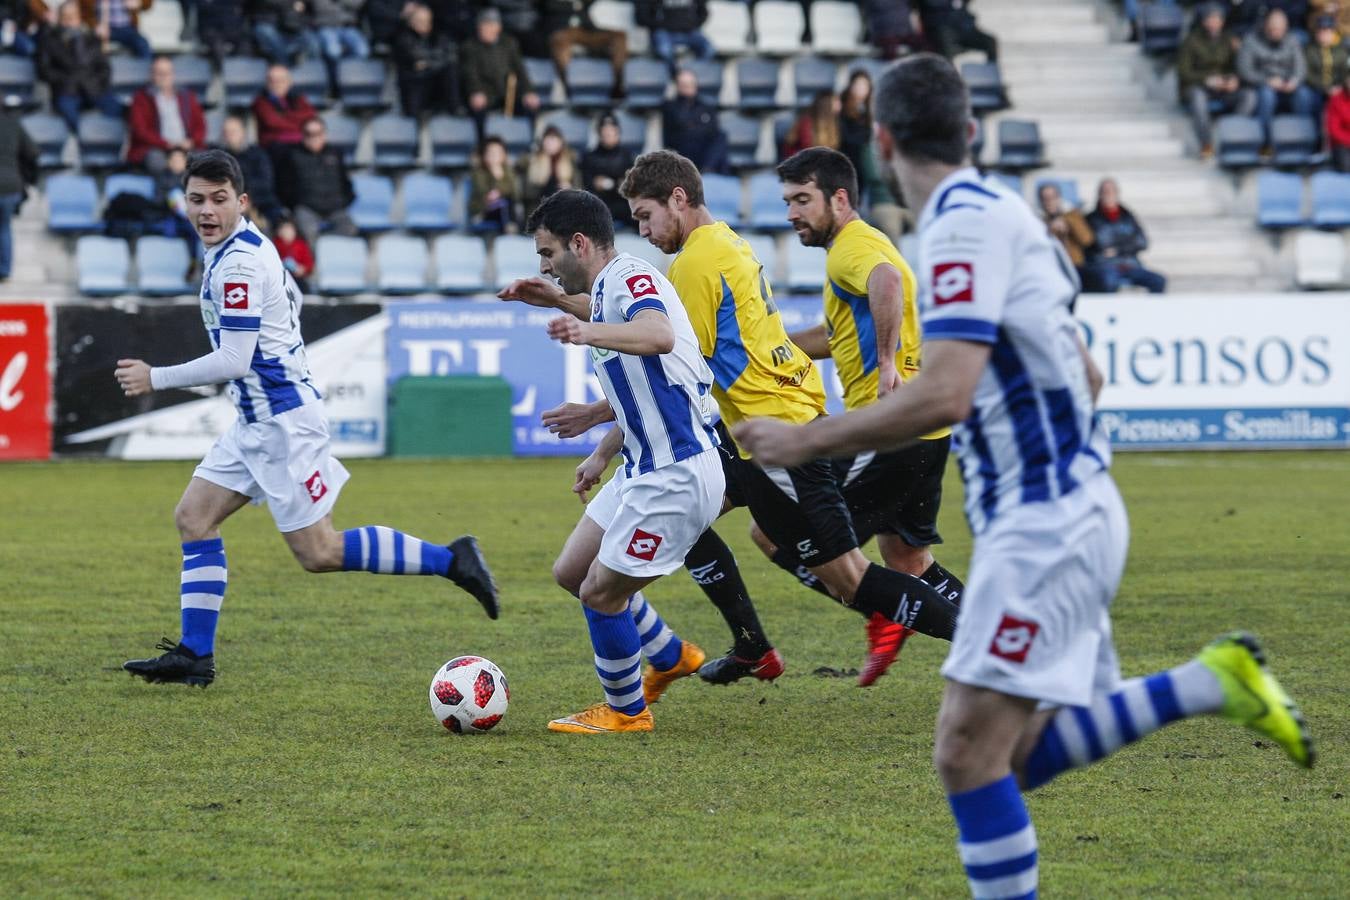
top-left (625, 274), bottom-right (659, 299)
top-left (303, 470), bottom-right (328, 503)
top-left (989, 614), bottom-right (1039, 663)
top-left (223, 283), bottom-right (249, 309)
top-left (626, 528), bottom-right (663, 561)
top-left (932, 263), bottom-right (974, 305)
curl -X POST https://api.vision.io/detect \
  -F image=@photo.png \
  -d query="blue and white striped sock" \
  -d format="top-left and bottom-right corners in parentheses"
top-left (1022, 661), bottom-right (1224, 790)
top-left (629, 591), bottom-right (683, 671)
top-left (950, 775), bottom-right (1038, 900)
top-left (180, 538), bottom-right (226, 656)
top-left (583, 604), bottom-right (646, 715)
top-left (341, 527), bottom-right (453, 576)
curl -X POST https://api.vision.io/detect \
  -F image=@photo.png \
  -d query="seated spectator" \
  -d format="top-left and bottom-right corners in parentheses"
top-left (521, 123), bottom-right (575, 219)
top-left (0, 97), bottom-right (39, 282)
top-left (838, 70), bottom-right (873, 189)
top-left (127, 55), bottom-right (207, 174)
top-left (197, 0), bottom-right (252, 62)
top-left (1084, 178), bottom-right (1165, 294)
top-left (919, 0), bottom-right (996, 63)
top-left (278, 115), bottom-right (358, 246)
top-left (1311, 0), bottom-right (1350, 36)
top-left (1178, 3), bottom-right (1253, 159)
top-left (37, 2), bottom-right (123, 133)
top-left (84, 0), bottom-right (152, 58)
top-left (1224, 0), bottom-right (1308, 37)
top-left (1238, 8), bottom-right (1317, 149)
top-left (661, 67), bottom-right (728, 174)
top-left (253, 63), bottom-right (318, 164)
top-left (1327, 71), bottom-right (1350, 170)
top-left (543, 0), bottom-right (626, 98)
top-left (1, 0), bottom-right (45, 56)
top-left (469, 135), bottom-right (519, 233)
top-left (217, 113), bottom-right (283, 230)
top-left (1306, 15), bottom-right (1349, 100)
top-left (459, 8), bottom-right (539, 122)
top-left (863, 0), bottom-right (920, 60)
top-left (423, 0), bottom-right (475, 40)
top-left (1037, 182), bottom-right (1094, 287)
top-left (272, 218), bottom-right (313, 291)
top-left (311, 0), bottom-right (369, 90)
top-left (363, 0), bottom-right (412, 47)
top-left (581, 112), bottom-right (636, 225)
top-left (394, 3), bottom-right (460, 118)
top-left (782, 91), bottom-right (841, 158)
top-left (636, 0), bottom-right (713, 68)
top-left (251, 0), bottom-right (318, 66)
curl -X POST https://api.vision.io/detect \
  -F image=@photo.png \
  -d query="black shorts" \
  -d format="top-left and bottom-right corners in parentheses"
top-left (837, 436), bottom-right (950, 549)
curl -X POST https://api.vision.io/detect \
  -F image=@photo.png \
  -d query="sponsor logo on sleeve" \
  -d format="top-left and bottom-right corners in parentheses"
top-left (304, 470), bottom-right (328, 502)
top-left (988, 614), bottom-right (1039, 663)
top-left (932, 262), bottom-right (974, 305)
top-left (625, 528), bottom-right (663, 561)
top-left (223, 282), bottom-right (250, 310)
top-left (625, 273), bottom-right (659, 299)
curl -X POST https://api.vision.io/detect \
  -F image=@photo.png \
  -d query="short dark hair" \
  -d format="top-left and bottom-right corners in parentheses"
top-left (874, 54), bottom-right (970, 167)
top-left (619, 150), bottom-right (705, 208)
top-left (183, 148), bottom-right (245, 195)
top-left (776, 147), bottom-right (859, 209)
top-left (525, 189), bottom-right (615, 251)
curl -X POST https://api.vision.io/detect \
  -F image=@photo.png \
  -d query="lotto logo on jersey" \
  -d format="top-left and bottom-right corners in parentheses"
top-left (932, 263), bottom-right (974, 305)
top-left (626, 528), bottom-right (663, 561)
top-left (988, 614), bottom-right (1039, 663)
top-left (303, 470), bottom-right (328, 503)
top-left (625, 273), bottom-right (659, 299)
top-left (223, 283), bottom-right (250, 309)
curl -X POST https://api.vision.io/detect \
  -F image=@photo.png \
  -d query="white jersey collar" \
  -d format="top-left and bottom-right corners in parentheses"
top-left (917, 165), bottom-right (984, 232)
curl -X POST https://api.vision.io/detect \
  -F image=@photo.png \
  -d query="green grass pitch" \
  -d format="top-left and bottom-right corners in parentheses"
top-left (2, 453), bottom-right (1346, 897)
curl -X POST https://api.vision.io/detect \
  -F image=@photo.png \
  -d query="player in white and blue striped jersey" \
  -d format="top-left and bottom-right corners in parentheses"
top-left (497, 189), bottom-right (723, 733)
top-left (734, 56), bottom-right (1312, 900)
top-left (117, 150), bottom-right (498, 688)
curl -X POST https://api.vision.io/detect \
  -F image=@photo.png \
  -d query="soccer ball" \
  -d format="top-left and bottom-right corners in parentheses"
top-left (429, 656), bottom-right (509, 734)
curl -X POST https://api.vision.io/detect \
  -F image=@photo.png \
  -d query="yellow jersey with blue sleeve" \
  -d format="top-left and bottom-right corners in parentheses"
top-left (825, 218), bottom-right (950, 440)
top-left (667, 221), bottom-right (826, 441)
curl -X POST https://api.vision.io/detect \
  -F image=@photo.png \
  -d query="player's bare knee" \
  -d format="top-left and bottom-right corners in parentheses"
top-left (552, 556), bottom-right (584, 597)
top-left (578, 576), bottom-right (627, 614)
top-left (174, 503), bottom-right (215, 542)
top-left (933, 728), bottom-right (982, 784)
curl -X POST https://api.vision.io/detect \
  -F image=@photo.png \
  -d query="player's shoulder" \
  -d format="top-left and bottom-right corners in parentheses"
top-left (604, 253), bottom-right (667, 301)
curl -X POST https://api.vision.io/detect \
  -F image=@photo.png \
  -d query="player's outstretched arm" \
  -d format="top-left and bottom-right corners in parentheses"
top-left (547, 309), bottom-right (675, 355)
top-left (866, 263), bottom-right (904, 396)
top-left (574, 425), bottom-right (623, 503)
top-left (497, 276), bottom-right (593, 321)
top-left (115, 328), bottom-right (259, 396)
top-left (787, 324), bottom-right (831, 360)
top-left (542, 399), bottom-right (616, 438)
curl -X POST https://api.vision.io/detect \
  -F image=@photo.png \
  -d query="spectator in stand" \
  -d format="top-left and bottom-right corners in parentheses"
top-left (661, 66), bottom-right (728, 174)
top-left (782, 90), bottom-right (841, 157)
top-left (636, 0), bottom-right (713, 68)
top-left (152, 146), bottom-right (201, 255)
top-left (1178, 3), bottom-right (1253, 160)
top-left (460, 8), bottom-right (539, 122)
top-left (38, 2), bottom-right (123, 132)
top-left (490, 0), bottom-right (542, 57)
top-left (278, 115), bottom-right (358, 246)
top-left (838, 70), bottom-right (873, 191)
top-left (1310, 0), bottom-right (1350, 36)
top-left (0, 97), bottom-right (39, 282)
top-left (1, 0), bottom-right (45, 56)
top-left (919, 0), bottom-right (997, 63)
top-left (127, 55), bottom-right (207, 174)
top-left (363, 0), bottom-right (411, 47)
top-left (217, 113), bottom-right (283, 230)
top-left (581, 112), bottom-right (635, 225)
top-left (1238, 8), bottom-right (1317, 149)
top-left (1037, 182), bottom-right (1094, 287)
top-left (394, 3), bottom-right (460, 118)
top-left (272, 218), bottom-right (313, 291)
top-left (251, 0), bottom-right (318, 66)
top-left (197, 0), bottom-right (251, 62)
top-left (1306, 15), bottom-right (1349, 100)
top-left (863, 0), bottom-right (920, 60)
top-left (543, 0), bottom-right (626, 98)
top-left (253, 63), bottom-right (318, 165)
top-left (469, 134), bottom-right (519, 233)
top-left (1327, 70), bottom-right (1350, 169)
top-left (81, 0), bottom-right (152, 58)
top-left (1085, 178), bottom-right (1166, 294)
top-left (520, 123), bottom-right (575, 219)
top-left (311, 0), bottom-right (369, 91)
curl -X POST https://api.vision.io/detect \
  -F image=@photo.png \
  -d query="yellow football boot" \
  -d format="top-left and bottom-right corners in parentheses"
top-left (642, 641), bottom-right (706, 704)
top-left (547, 702), bottom-right (654, 734)
top-left (1197, 632), bottom-right (1315, 769)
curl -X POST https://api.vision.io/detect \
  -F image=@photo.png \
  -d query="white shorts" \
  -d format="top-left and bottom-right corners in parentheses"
top-left (194, 402), bottom-right (350, 533)
top-left (585, 448), bottom-right (725, 578)
top-left (941, 471), bottom-right (1130, 708)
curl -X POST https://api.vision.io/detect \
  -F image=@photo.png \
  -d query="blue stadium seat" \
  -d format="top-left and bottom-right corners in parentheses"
top-left (793, 57), bottom-right (837, 109)
top-left (172, 54), bottom-right (214, 106)
top-left (995, 119), bottom-right (1046, 170)
top-left (291, 58), bottom-right (331, 108)
top-left (428, 115), bottom-right (477, 169)
top-left (748, 172), bottom-right (790, 231)
top-left (46, 174), bottom-right (101, 232)
top-left (784, 240), bottom-right (826, 292)
top-left (542, 110), bottom-right (593, 155)
top-left (315, 234), bottom-right (369, 295)
top-left (811, 0), bottom-right (867, 56)
top-left (321, 112), bottom-right (360, 165)
top-left (754, 0), bottom-right (806, 55)
top-left (1311, 171), bottom-right (1350, 228)
top-left (337, 58), bottom-right (390, 112)
top-left (371, 113), bottom-right (420, 169)
top-left (349, 173), bottom-right (395, 232)
top-left (702, 173), bottom-right (744, 227)
top-left (110, 56), bottom-right (151, 106)
top-left (484, 113), bottom-right (533, 156)
top-left (682, 58), bottom-right (723, 107)
top-left (77, 236), bottom-right (132, 295)
top-left (104, 173), bottom-right (157, 201)
top-left (1256, 171), bottom-right (1306, 229)
top-left (22, 114), bottom-right (70, 169)
top-left (222, 58), bottom-right (268, 109)
top-left (493, 234), bottom-right (544, 289)
top-left (376, 235), bottom-right (430, 295)
top-left (205, 107), bottom-right (225, 144)
top-left (0, 56), bottom-right (38, 108)
top-left (970, 117), bottom-right (985, 165)
top-left (1033, 176), bottom-right (1080, 209)
top-left (962, 62), bottom-right (1009, 114)
top-left (624, 58), bottom-right (668, 111)
top-left (434, 234), bottom-right (489, 293)
top-left (743, 233), bottom-right (779, 288)
top-left (401, 172), bottom-right (457, 232)
top-left (77, 113), bottom-right (127, 169)
top-left (1215, 115), bottom-right (1263, 168)
top-left (1270, 115), bottom-right (1326, 168)
top-left (1140, 3), bottom-right (1185, 55)
top-left (772, 111), bottom-right (794, 154)
top-left (565, 57), bottom-right (615, 108)
top-left (135, 235), bottom-right (195, 296)
top-left (613, 110), bottom-right (648, 155)
top-left (720, 112), bottom-right (762, 170)
top-left (736, 58), bottom-right (781, 111)
top-left (525, 57), bottom-right (558, 109)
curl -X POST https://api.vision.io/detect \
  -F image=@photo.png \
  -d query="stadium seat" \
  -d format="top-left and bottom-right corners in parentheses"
top-left (565, 57), bottom-right (615, 108)
top-left (376, 235), bottom-right (430, 295)
top-left (748, 171), bottom-right (790, 231)
top-left (613, 110), bottom-right (648, 155)
top-left (349, 173), bottom-right (395, 232)
top-left (962, 62), bottom-right (1009, 114)
top-left (110, 56), bottom-right (151, 106)
top-left (702, 173), bottom-right (744, 227)
top-left (315, 234), bottom-right (369, 295)
top-left (401, 172), bottom-right (457, 232)
top-left (321, 112), bottom-right (360, 165)
top-left (104, 173), bottom-right (157, 202)
top-left (785, 240), bottom-right (826, 292)
top-left (624, 58), bottom-right (668, 111)
top-left (291, 58), bottom-right (331, 108)
top-left (682, 58), bottom-right (723, 107)
top-left (736, 59), bottom-right (781, 111)
top-left (1270, 115), bottom-right (1326, 168)
top-left (46, 174), bottom-right (101, 232)
top-left (772, 111), bottom-right (794, 154)
top-left (742, 233), bottom-right (780, 287)
top-left (428, 115), bottom-right (477, 169)
top-left (970, 117), bottom-right (985, 165)
top-left (1293, 230), bottom-right (1345, 289)
top-left (205, 108), bottom-right (225, 145)
top-left (493, 234), bottom-right (543, 290)
top-left (0, 56), bottom-right (37, 108)
top-left (337, 58), bottom-right (391, 112)
top-left (21, 114), bottom-right (70, 169)
top-left (1034, 176), bottom-right (1081, 210)
top-left (139, 0), bottom-right (187, 52)
top-left (434, 234), bottom-right (489, 293)
top-left (371, 114), bottom-right (420, 169)
top-left (223, 58), bottom-right (268, 109)
top-left (542, 110), bottom-right (593, 155)
top-left (1256, 171), bottom-right (1306, 228)
top-left (1215, 115), bottom-right (1263, 168)
top-left (614, 234), bottom-right (671, 273)
top-left (706, 0), bottom-right (753, 55)
top-left (76, 113), bottom-right (127, 169)
top-left (524, 57), bottom-right (560, 109)
top-left (793, 57), bottom-right (838, 109)
top-left (1310, 171), bottom-right (1350, 228)
top-left (754, 0), bottom-right (806, 55)
top-left (591, 0), bottom-right (649, 55)
top-left (1140, 2), bottom-right (1185, 55)
top-left (720, 112), bottom-right (763, 170)
top-left (995, 119), bottom-right (1047, 170)
top-left (484, 113), bottom-right (533, 156)
top-left (810, 1), bottom-right (867, 56)
top-left (76, 236), bottom-right (132, 296)
top-left (135, 235), bottom-right (195, 296)
top-left (172, 54), bottom-right (214, 106)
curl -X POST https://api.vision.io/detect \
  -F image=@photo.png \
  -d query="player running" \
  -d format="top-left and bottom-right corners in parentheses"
top-left (117, 150), bottom-right (498, 688)
top-left (498, 189), bottom-right (722, 733)
top-left (734, 55), bottom-right (1314, 899)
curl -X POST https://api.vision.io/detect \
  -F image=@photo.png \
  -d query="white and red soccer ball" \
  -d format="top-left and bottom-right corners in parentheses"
top-left (429, 656), bottom-right (509, 734)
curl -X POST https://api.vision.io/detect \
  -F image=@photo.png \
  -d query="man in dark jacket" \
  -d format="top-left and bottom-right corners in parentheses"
top-left (1084, 178), bottom-right (1166, 294)
top-left (278, 115), bottom-right (358, 246)
top-left (394, 3), bottom-right (460, 117)
top-left (37, 1), bottom-right (123, 132)
top-left (217, 113), bottom-right (283, 230)
top-left (251, 0), bottom-right (319, 65)
top-left (661, 67), bottom-right (728, 174)
top-left (0, 99), bottom-right (39, 281)
top-left (543, 0), bottom-right (626, 97)
top-left (127, 55), bottom-right (208, 172)
top-left (197, 0), bottom-right (252, 62)
top-left (1238, 8), bottom-right (1317, 146)
top-left (1178, 3), bottom-right (1254, 157)
top-left (459, 8), bottom-right (539, 119)
top-left (919, 0), bottom-right (997, 62)
top-left (636, 0), bottom-right (712, 67)
top-left (581, 113), bottom-right (636, 224)
top-left (1306, 15), bottom-right (1350, 97)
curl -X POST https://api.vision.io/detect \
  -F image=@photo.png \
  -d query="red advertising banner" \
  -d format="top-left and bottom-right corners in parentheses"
top-left (0, 304), bottom-right (51, 460)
